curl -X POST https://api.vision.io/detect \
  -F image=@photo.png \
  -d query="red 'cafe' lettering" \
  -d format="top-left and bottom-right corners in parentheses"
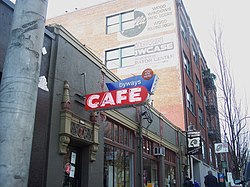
top-left (85, 86), bottom-right (149, 111)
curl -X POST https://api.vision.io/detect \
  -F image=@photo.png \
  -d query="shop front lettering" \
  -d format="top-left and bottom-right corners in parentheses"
top-left (85, 86), bottom-right (148, 110)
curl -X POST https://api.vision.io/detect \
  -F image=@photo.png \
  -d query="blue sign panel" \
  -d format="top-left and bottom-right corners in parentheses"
top-left (106, 75), bottom-right (159, 95)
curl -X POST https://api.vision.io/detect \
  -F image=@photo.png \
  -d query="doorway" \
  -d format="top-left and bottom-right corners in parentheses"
top-left (63, 146), bottom-right (81, 187)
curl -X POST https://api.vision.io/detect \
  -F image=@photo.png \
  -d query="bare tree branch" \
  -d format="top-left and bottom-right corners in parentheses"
top-left (212, 22), bottom-right (250, 179)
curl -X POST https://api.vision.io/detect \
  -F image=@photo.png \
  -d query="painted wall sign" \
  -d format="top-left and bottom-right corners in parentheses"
top-left (85, 86), bottom-right (149, 111)
top-left (118, 0), bottom-right (176, 40)
top-left (106, 74), bottom-right (158, 95)
top-left (117, 34), bottom-right (178, 75)
top-left (121, 11), bottom-right (147, 38)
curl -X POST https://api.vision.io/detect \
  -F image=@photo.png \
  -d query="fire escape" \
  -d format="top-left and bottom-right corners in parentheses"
top-left (203, 69), bottom-right (221, 142)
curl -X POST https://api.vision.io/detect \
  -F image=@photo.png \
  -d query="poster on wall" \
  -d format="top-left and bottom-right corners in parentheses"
top-left (118, 0), bottom-right (176, 40)
top-left (117, 34), bottom-right (178, 75)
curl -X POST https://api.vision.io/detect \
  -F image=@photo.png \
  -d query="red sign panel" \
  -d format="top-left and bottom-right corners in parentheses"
top-left (85, 86), bottom-right (149, 111)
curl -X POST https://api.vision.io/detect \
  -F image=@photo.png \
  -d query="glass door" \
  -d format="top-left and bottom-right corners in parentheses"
top-left (63, 146), bottom-right (81, 187)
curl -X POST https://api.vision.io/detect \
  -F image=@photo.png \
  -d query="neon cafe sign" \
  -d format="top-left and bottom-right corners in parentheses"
top-left (85, 69), bottom-right (159, 111)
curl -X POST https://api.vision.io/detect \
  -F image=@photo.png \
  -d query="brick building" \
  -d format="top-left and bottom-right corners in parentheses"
top-left (0, 1), bottom-right (188, 187)
top-left (47, 0), bottom-right (222, 183)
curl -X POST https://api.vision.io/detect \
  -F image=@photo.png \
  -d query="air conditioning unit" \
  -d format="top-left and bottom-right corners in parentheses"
top-left (153, 147), bottom-right (165, 156)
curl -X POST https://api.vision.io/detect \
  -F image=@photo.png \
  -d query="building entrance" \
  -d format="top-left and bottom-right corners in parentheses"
top-left (63, 146), bottom-right (82, 187)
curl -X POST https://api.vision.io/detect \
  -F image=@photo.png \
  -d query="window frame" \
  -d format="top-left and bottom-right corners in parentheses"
top-left (192, 43), bottom-right (199, 66)
top-left (106, 10), bottom-right (135, 34)
top-left (198, 107), bottom-right (204, 126)
top-left (180, 18), bottom-right (189, 44)
top-left (195, 75), bottom-right (201, 96)
top-left (105, 45), bottom-right (135, 69)
top-left (186, 88), bottom-right (194, 113)
top-left (183, 52), bottom-right (192, 78)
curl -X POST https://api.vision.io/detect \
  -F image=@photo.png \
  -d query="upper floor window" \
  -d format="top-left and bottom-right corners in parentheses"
top-left (206, 118), bottom-right (211, 129)
top-left (196, 75), bottom-right (201, 96)
top-left (180, 18), bottom-right (189, 44)
top-left (192, 44), bottom-right (199, 66)
top-left (165, 149), bottom-right (176, 164)
top-left (104, 120), bottom-right (134, 148)
top-left (183, 52), bottom-right (191, 78)
top-left (204, 93), bottom-right (207, 106)
top-left (186, 88), bottom-right (194, 113)
top-left (106, 10), bottom-right (134, 34)
top-left (209, 146), bottom-right (213, 165)
top-left (198, 107), bottom-right (204, 125)
top-left (105, 45), bottom-right (135, 69)
top-left (143, 138), bottom-right (154, 155)
top-left (201, 140), bottom-right (206, 161)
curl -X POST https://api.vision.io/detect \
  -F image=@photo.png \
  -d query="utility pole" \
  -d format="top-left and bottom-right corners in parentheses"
top-left (0, 0), bottom-right (47, 186)
top-left (137, 106), bottom-right (144, 187)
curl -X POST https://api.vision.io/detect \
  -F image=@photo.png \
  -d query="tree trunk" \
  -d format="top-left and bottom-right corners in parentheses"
top-left (0, 0), bottom-right (47, 186)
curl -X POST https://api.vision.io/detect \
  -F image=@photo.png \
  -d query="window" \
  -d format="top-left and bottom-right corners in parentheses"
top-left (165, 149), bottom-right (176, 164)
top-left (183, 52), bottom-right (191, 78)
top-left (198, 107), bottom-right (204, 125)
top-left (204, 93), bottom-right (207, 106)
top-left (143, 139), bottom-right (151, 155)
top-left (206, 118), bottom-right (211, 130)
top-left (180, 18), bottom-right (189, 43)
top-left (143, 158), bottom-right (158, 187)
top-left (192, 44), bottom-right (199, 66)
top-left (104, 120), bottom-right (133, 148)
top-left (209, 147), bottom-right (213, 165)
top-left (121, 46), bottom-right (135, 67)
top-left (165, 164), bottom-right (176, 187)
top-left (104, 120), bottom-right (135, 187)
top-left (121, 11), bottom-right (134, 31)
top-left (104, 145), bottom-right (134, 187)
top-left (105, 45), bottom-right (135, 69)
top-left (186, 88), bottom-right (194, 113)
top-left (196, 75), bottom-right (201, 96)
top-left (106, 14), bottom-right (120, 34)
top-left (106, 10), bottom-right (134, 34)
top-left (201, 140), bottom-right (206, 161)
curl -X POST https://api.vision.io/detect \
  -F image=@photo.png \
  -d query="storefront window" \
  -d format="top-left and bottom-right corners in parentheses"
top-left (164, 149), bottom-right (176, 187)
top-left (114, 124), bottom-right (119, 142)
top-left (165, 165), bottom-right (176, 187)
top-left (143, 158), bottom-right (158, 187)
top-left (104, 119), bottom-right (135, 187)
top-left (104, 145), bottom-right (134, 187)
top-left (104, 121), bottom-right (113, 140)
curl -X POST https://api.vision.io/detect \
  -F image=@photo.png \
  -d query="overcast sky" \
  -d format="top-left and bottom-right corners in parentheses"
top-left (46, 0), bottom-right (250, 113)
top-left (183, 0), bottom-right (250, 112)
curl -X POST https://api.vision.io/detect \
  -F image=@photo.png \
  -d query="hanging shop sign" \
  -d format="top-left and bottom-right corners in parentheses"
top-left (106, 73), bottom-right (158, 95)
top-left (214, 142), bottom-right (228, 153)
top-left (186, 131), bottom-right (202, 155)
top-left (85, 86), bottom-right (149, 111)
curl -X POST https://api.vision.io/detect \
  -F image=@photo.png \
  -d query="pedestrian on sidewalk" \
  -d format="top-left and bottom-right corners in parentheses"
top-left (194, 180), bottom-right (200, 187)
top-left (204, 171), bottom-right (218, 187)
top-left (183, 176), bottom-right (194, 187)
